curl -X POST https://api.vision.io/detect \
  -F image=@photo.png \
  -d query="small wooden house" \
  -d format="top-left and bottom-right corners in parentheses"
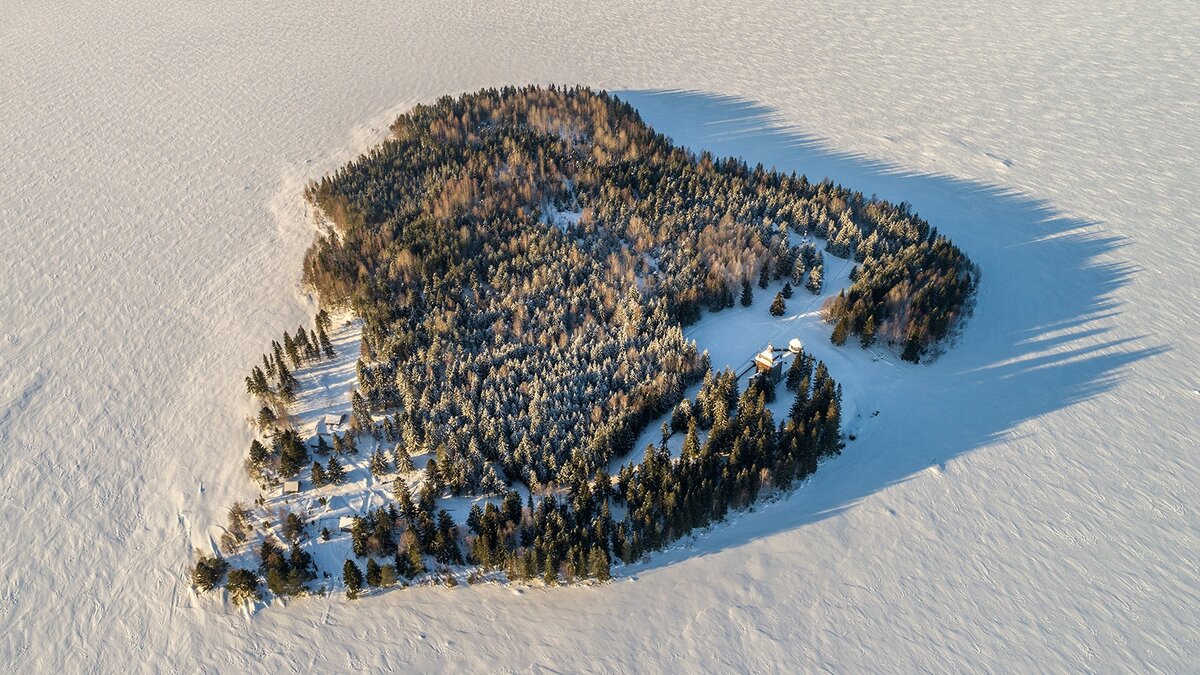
top-left (754, 344), bottom-right (783, 384)
top-left (323, 413), bottom-right (348, 432)
top-left (338, 516), bottom-right (357, 532)
top-left (282, 480), bottom-right (301, 495)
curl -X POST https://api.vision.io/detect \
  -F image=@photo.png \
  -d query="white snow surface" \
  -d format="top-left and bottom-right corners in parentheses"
top-left (2, 1), bottom-right (1198, 671)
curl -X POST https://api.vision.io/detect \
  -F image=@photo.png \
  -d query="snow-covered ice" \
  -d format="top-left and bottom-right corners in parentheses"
top-left (1, 0), bottom-right (1197, 671)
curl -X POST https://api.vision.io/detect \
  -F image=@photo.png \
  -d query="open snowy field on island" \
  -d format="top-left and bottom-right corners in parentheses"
top-left (1, 0), bottom-right (1197, 672)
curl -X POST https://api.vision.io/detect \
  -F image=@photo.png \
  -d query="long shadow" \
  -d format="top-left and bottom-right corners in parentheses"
top-left (612, 89), bottom-right (1167, 572)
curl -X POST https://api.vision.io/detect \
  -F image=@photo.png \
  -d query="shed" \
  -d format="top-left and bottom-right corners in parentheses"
top-left (323, 413), bottom-right (348, 432)
top-left (283, 480), bottom-right (301, 495)
top-left (338, 516), bottom-right (357, 532)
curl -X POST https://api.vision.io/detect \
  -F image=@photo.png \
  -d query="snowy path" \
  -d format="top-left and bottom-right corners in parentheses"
top-left (1, 0), bottom-right (1197, 671)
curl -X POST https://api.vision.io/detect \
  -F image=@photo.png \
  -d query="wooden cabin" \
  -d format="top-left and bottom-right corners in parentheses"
top-left (754, 344), bottom-right (783, 384)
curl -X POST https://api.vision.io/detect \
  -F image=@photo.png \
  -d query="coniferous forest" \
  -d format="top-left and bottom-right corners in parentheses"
top-left (196, 86), bottom-right (976, 601)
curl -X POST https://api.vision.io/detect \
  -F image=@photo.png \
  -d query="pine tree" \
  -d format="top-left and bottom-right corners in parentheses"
top-left (770, 292), bottom-right (786, 316)
top-left (226, 568), bottom-right (262, 604)
top-left (257, 406), bottom-right (276, 430)
top-left (283, 331), bottom-right (302, 370)
top-left (393, 479), bottom-right (415, 520)
top-left (901, 334), bottom-right (921, 363)
top-left (860, 315), bottom-right (877, 348)
top-left (190, 553), bottom-right (229, 592)
top-left (351, 390), bottom-right (373, 433)
top-left (295, 326), bottom-right (313, 359)
top-left (792, 256), bottom-right (808, 285)
top-left (317, 323), bottom-right (335, 359)
top-left (831, 317), bottom-right (850, 346)
top-left (326, 456), bottom-right (345, 484)
top-left (370, 448), bottom-right (390, 477)
top-left (425, 457), bottom-right (441, 493)
top-left (248, 439), bottom-right (268, 466)
top-left (278, 430), bottom-right (309, 477)
top-left (806, 263), bottom-right (823, 294)
top-left (351, 517), bottom-right (368, 557)
top-left (394, 444), bottom-right (415, 472)
top-left (740, 279), bottom-right (753, 306)
top-left (281, 511), bottom-right (307, 545)
top-left (681, 418), bottom-right (700, 459)
top-left (588, 547), bottom-right (611, 581)
top-left (365, 558), bottom-right (382, 587)
top-left (343, 559), bottom-right (364, 599)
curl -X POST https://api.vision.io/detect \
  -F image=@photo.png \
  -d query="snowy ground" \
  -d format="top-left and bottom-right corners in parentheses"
top-left (2, 0), bottom-right (1197, 671)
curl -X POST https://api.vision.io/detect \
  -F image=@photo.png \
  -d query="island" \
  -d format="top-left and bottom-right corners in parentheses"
top-left (192, 85), bottom-right (976, 605)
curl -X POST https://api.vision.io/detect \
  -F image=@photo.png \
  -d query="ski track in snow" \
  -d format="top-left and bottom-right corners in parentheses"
top-left (1, 0), bottom-right (1197, 671)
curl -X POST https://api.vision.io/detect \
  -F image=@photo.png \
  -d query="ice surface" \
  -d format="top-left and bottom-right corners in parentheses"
top-left (1, 0), bottom-right (1197, 671)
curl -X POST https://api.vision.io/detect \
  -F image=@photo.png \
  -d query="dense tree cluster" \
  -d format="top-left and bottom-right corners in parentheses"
top-left (303, 85), bottom-right (970, 494)
top-left (241, 310), bottom-right (338, 485)
top-left (197, 86), bottom-right (975, 598)
top-left (190, 553), bottom-right (229, 592)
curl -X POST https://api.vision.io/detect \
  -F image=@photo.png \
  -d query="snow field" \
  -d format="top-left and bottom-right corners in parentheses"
top-left (1, 0), bottom-right (1196, 671)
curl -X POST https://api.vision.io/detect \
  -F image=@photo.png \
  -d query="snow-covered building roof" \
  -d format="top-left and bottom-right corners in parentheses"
top-left (755, 344), bottom-right (777, 371)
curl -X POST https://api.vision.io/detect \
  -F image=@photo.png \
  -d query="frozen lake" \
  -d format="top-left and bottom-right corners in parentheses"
top-left (1, 1), bottom-right (1196, 670)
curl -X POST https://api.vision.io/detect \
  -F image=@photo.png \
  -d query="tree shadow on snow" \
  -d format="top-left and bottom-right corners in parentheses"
top-left (611, 89), bottom-right (1167, 572)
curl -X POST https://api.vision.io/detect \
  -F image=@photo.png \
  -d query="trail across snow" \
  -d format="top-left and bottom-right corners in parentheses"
top-left (1, 1), bottom-right (1197, 671)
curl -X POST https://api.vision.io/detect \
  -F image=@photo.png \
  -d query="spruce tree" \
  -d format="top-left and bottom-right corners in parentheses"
top-left (326, 456), bottom-right (345, 484)
top-left (588, 547), bottom-right (611, 581)
top-left (860, 316), bottom-right (877, 348)
top-left (248, 440), bottom-right (268, 466)
top-left (317, 323), bottom-right (335, 359)
top-left (393, 479), bottom-right (415, 520)
top-left (365, 558), bottom-right (382, 587)
top-left (343, 559), bottom-right (363, 599)
top-left (757, 263), bottom-right (770, 289)
top-left (190, 553), bottom-right (229, 592)
top-left (226, 568), bottom-right (262, 604)
top-left (792, 256), bottom-right (808, 285)
top-left (770, 292), bottom-right (786, 316)
top-left (806, 263), bottom-right (823, 294)
top-left (257, 406), bottom-right (276, 430)
top-left (901, 334), bottom-right (921, 363)
top-left (370, 448), bottom-right (390, 477)
top-left (394, 444), bottom-right (415, 472)
top-left (740, 279), bottom-right (753, 306)
top-left (831, 317), bottom-right (850, 346)
top-left (311, 461), bottom-right (327, 486)
top-left (782, 281), bottom-right (793, 298)
top-left (283, 331), bottom-right (302, 370)
top-left (351, 390), bottom-right (373, 433)
top-left (681, 418), bottom-right (700, 459)
top-left (351, 517), bottom-right (368, 557)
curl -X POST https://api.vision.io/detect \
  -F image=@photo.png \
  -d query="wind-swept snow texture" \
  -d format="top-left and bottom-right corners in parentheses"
top-left (1, 1), bottom-right (1196, 671)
